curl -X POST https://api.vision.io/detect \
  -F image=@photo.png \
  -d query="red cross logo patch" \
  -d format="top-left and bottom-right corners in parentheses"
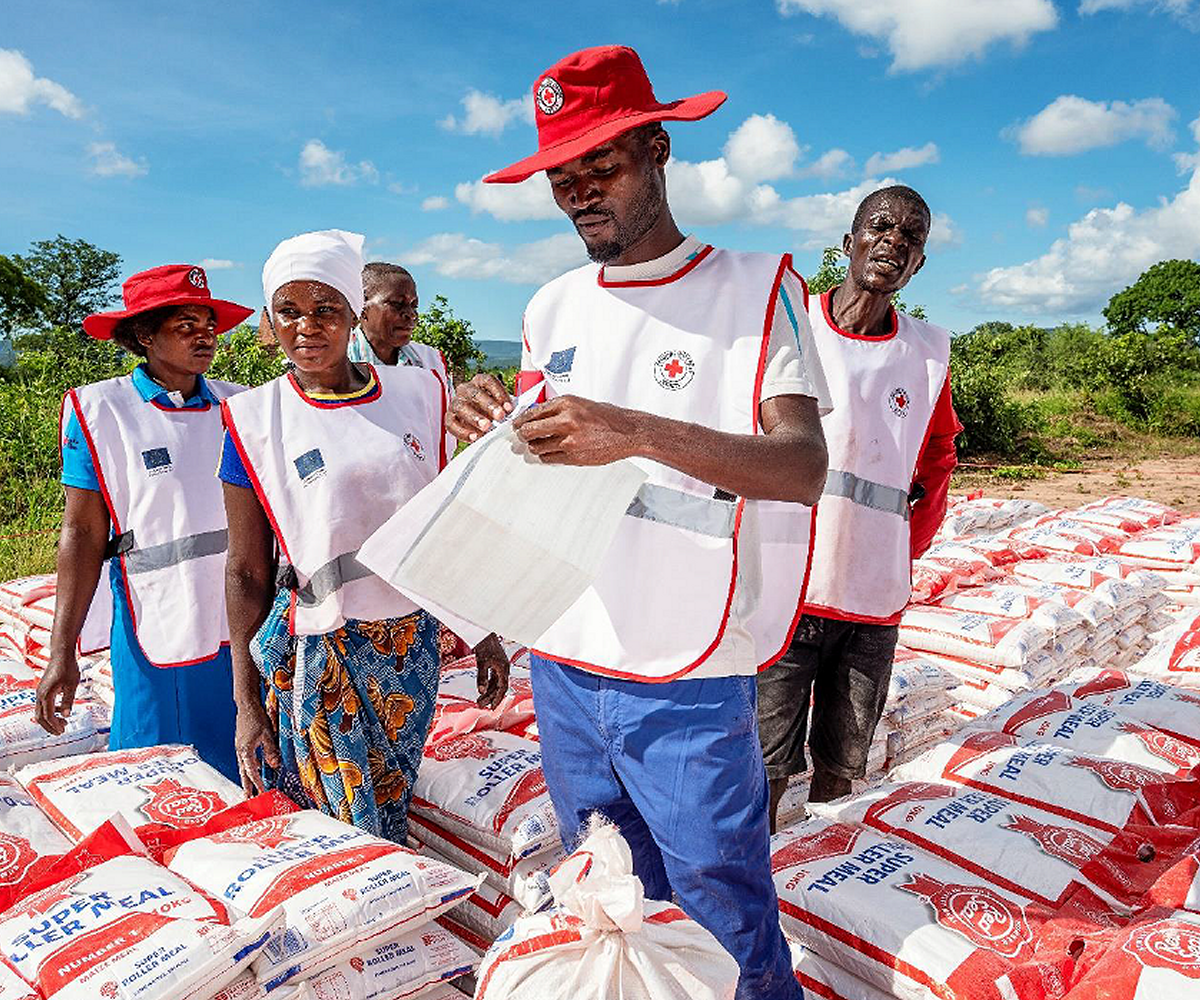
top-left (535, 76), bottom-right (565, 115)
top-left (404, 432), bottom-right (425, 461)
top-left (654, 350), bottom-right (695, 390)
top-left (888, 386), bottom-right (911, 417)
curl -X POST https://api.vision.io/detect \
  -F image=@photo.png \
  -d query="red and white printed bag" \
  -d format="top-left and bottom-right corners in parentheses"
top-left (1059, 908), bottom-right (1200, 999)
top-left (15, 744), bottom-right (243, 841)
top-left (770, 816), bottom-right (1087, 1000)
top-left (809, 781), bottom-right (1200, 912)
top-left (428, 658), bottom-right (534, 745)
top-left (1057, 669), bottom-right (1200, 746)
top-left (162, 808), bottom-right (480, 990)
top-left (898, 607), bottom-right (1052, 668)
top-left (0, 702), bottom-right (107, 771)
top-left (789, 938), bottom-right (894, 1000)
top-left (934, 584), bottom-right (1089, 637)
top-left (0, 819), bottom-right (282, 1000)
top-left (0, 773), bottom-right (70, 894)
top-left (1131, 613), bottom-right (1200, 686)
top-left (0, 961), bottom-right (35, 1000)
top-left (410, 730), bottom-right (558, 863)
top-left (963, 690), bottom-right (1200, 776)
top-left (891, 732), bottom-right (1200, 836)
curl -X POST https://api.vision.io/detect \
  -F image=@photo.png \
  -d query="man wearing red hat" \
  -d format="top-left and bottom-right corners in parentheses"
top-left (34, 265), bottom-right (252, 782)
top-left (448, 45), bottom-right (829, 1000)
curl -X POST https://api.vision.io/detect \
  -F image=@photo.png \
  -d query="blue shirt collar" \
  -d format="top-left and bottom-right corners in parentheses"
top-left (131, 364), bottom-right (218, 407)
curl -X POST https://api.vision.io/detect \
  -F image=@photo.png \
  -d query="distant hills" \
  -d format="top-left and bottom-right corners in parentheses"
top-left (475, 339), bottom-right (522, 370)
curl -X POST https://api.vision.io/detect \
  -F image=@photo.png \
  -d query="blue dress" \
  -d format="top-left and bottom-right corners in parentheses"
top-left (61, 365), bottom-right (239, 781)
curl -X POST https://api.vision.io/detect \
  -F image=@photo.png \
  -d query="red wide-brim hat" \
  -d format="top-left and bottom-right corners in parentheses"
top-left (484, 45), bottom-right (726, 185)
top-left (83, 264), bottom-right (254, 340)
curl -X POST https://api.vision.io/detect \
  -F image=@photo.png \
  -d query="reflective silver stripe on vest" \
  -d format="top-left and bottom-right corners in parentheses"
top-left (122, 529), bottom-right (229, 575)
top-left (294, 551), bottom-right (375, 608)
top-left (625, 482), bottom-right (738, 538)
top-left (823, 469), bottom-right (911, 520)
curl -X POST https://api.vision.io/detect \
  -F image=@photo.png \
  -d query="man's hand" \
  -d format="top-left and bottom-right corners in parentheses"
top-left (234, 700), bottom-right (281, 796)
top-left (513, 396), bottom-right (640, 466)
top-left (447, 373), bottom-right (513, 443)
top-left (34, 653), bottom-right (80, 736)
top-left (473, 633), bottom-right (510, 710)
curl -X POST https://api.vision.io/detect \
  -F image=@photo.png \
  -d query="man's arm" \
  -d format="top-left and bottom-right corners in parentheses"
top-left (513, 393), bottom-right (828, 505)
top-left (910, 373), bottom-right (962, 558)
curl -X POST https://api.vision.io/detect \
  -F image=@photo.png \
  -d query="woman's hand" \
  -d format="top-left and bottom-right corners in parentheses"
top-left (447, 373), bottom-right (513, 443)
top-left (234, 699), bottom-right (281, 796)
top-left (473, 633), bottom-right (511, 710)
top-left (34, 653), bottom-right (80, 736)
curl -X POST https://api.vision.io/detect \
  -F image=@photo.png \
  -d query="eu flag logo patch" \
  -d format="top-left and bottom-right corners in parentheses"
top-left (142, 447), bottom-right (172, 475)
top-left (294, 448), bottom-right (326, 483)
top-left (544, 346), bottom-right (575, 382)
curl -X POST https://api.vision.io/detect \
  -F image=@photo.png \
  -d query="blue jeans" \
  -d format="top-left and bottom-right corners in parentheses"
top-left (531, 655), bottom-right (802, 1000)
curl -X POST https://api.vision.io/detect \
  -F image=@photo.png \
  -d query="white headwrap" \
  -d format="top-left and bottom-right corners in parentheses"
top-left (262, 229), bottom-right (366, 318)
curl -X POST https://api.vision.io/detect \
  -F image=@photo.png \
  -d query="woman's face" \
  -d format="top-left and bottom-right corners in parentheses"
top-left (141, 305), bottom-right (218, 375)
top-left (270, 280), bottom-right (355, 373)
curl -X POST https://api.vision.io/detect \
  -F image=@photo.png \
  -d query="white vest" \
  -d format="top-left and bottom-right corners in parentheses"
top-left (803, 290), bottom-right (951, 622)
top-left (66, 374), bottom-right (244, 667)
top-left (221, 364), bottom-right (445, 635)
top-left (523, 249), bottom-right (815, 681)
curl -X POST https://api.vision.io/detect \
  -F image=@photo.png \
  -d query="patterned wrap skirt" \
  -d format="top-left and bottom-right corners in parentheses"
top-left (252, 587), bottom-right (441, 843)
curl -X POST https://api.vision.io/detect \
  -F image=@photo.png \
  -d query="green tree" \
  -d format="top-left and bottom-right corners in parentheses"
top-left (413, 294), bottom-right (485, 380)
top-left (13, 235), bottom-right (121, 331)
top-left (0, 256), bottom-right (47, 336)
top-left (1103, 259), bottom-right (1200, 341)
top-left (207, 324), bottom-right (286, 387)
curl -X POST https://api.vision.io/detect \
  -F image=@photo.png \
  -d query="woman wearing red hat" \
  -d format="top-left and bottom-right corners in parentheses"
top-left (34, 264), bottom-right (253, 782)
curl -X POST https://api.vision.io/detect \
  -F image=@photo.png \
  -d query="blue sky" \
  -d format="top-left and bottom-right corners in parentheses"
top-left (2, 0), bottom-right (1198, 340)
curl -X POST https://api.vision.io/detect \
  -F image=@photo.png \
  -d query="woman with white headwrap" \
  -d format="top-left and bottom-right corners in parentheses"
top-left (220, 230), bottom-right (509, 841)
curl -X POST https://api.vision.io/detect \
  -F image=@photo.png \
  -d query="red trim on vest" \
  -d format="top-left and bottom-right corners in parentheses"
top-left (285, 364), bottom-right (383, 408)
top-left (70, 383), bottom-right (227, 668)
top-left (821, 287), bottom-right (898, 341)
top-left (428, 367), bottom-right (450, 471)
top-left (759, 506), bottom-right (820, 672)
top-left (597, 244), bottom-right (714, 288)
top-left (802, 603), bottom-right (904, 627)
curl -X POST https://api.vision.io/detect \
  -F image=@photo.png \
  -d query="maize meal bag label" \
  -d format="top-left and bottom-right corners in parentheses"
top-left (0, 703), bottom-right (107, 773)
top-left (898, 607), bottom-right (1051, 668)
top-left (15, 745), bottom-right (243, 842)
top-left (411, 730), bottom-right (558, 862)
top-left (0, 824), bottom-right (280, 1000)
top-left (810, 781), bottom-right (1199, 912)
top-left (1056, 669), bottom-right (1200, 746)
top-left (769, 817), bottom-right (1086, 1000)
top-left (964, 690), bottom-right (1200, 776)
top-left (0, 775), bottom-right (70, 893)
top-left (1061, 908), bottom-right (1200, 1000)
top-left (428, 661), bottom-right (534, 745)
top-left (934, 585), bottom-right (1088, 636)
top-left (890, 732), bottom-right (1200, 836)
top-left (163, 808), bottom-right (480, 989)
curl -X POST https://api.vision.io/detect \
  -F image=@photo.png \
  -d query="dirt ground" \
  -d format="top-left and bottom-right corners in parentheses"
top-left (952, 455), bottom-right (1200, 510)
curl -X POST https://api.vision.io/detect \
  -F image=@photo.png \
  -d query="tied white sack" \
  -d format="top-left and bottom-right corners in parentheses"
top-left (474, 821), bottom-right (739, 1000)
top-left (358, 415), bottom-right (647, 647)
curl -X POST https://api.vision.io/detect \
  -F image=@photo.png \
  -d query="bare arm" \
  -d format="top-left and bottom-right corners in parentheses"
top-left (515, 394), bottom-right (828, 505)
top-left (34, 487), bottom-right (109, 735)
top-left (223, 480), bottom-right (281, 793)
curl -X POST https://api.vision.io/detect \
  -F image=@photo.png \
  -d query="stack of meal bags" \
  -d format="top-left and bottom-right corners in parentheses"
top-left (769, 670), bottom-right (1200, 1000)
top-left (0, 654), bottom-right (107, 769)
top-left (2, 743), bottom-right (483, 999)
top-left (407, 645), bottom-right (564, 955)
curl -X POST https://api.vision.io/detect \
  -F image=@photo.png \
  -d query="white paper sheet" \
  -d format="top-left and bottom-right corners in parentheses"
top-left (358, 420), bottom-right (648, 647)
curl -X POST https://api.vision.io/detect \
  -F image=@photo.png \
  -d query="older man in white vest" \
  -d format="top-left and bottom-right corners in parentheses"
top-left (448, 44), bottom-right (830, 1000)
top-left (757, 185), bottom-right (962, 826)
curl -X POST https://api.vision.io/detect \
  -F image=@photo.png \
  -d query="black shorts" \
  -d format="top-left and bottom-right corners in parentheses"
top-left (756, 613), bottom-right (899, 781)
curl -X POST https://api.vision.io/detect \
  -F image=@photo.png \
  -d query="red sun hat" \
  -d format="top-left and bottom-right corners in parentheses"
top-left (483, 45), bottom-right (726, 185)
top-left (83, 264), bottom-right (254, 341)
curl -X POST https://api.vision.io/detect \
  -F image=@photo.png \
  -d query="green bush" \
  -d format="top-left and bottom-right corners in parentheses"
top-left (945, 351), bottom-right (1032, 458)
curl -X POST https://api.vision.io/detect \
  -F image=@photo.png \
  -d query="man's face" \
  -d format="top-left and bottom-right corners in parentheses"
top-left (141, 305), bottom-right (217, 376)
top-left (843, 194), bottom-right (929, 295)
top-left (361, 273), bottom-right (418, 352)
top-left (546, 129), bottom-right (667, 263)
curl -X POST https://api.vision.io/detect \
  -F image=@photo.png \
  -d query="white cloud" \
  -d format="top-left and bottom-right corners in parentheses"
top-left (1025, 206), bottom-right (1050, 227)
top-left (1010, 95), bottom-right (1176, 156)
top-left (406, 232), bottom-right (586, 284)
top-left (0, 49), bottom-right (83, 118)
top-left (723, 114), bottom-right (802, 182)
top-left (421, 195), bottom-right (451, 211)
top-left (455, 173), bottom-right (560, 221)
top-left (1080, 0), bottom-right (1196, 15)
top-left (1176, 114), bottom-right (1200, 174)
top-left (775, 0), bottom-right (1058, 72)
top-left (298, 139), bottom-right (377, 186)
top-left (87, 142), bottom-right (147, 178)
top-left (199, 258), bottom-right (236, 270)
top-left (863, 142), bottom-right (940, 175)
top-left (439, 89), bottom-right (534, 137)
top-left (977, 154), bottom-right (1200, 314)
top-left (799, 148), bottom-right (855, 179)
